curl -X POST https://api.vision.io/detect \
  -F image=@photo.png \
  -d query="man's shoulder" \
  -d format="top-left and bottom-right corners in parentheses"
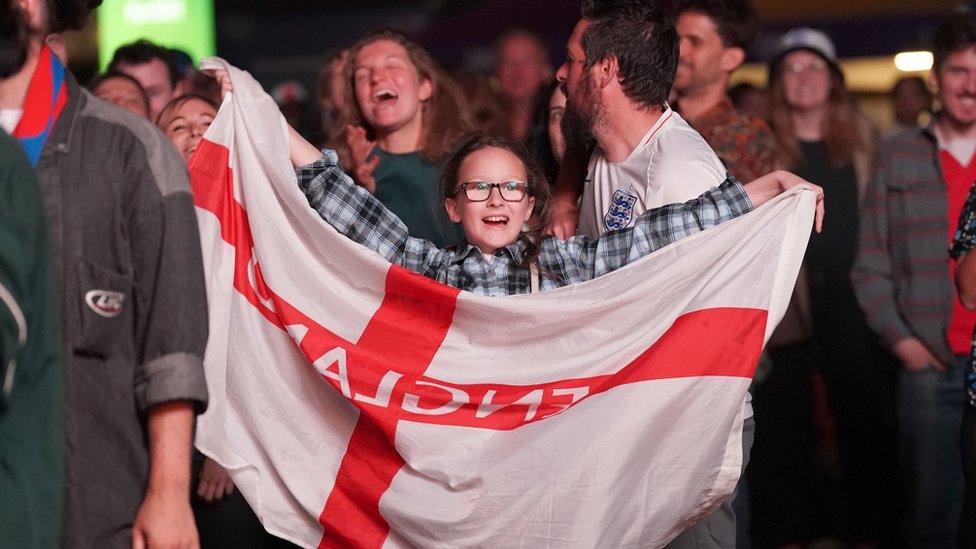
top-left (653, 113), bottom-right (726, 171)
top-left (640, 113), bottom-right (727, 198)
top-left (708, 109), bottom-right (772, 141)
top-left (875, 126), bottom-right (936, 168)
top-left (76, 91), bottom-right (190, 197)
top-left (655, 112), bottom-right (718, 157)
top-left (880, 126), bottom-right (933, 152)
top-left (77, 90), bottom-right (166, 149)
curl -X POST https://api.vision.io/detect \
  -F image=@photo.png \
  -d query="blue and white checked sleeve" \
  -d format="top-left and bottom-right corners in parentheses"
top-left (295, 151), bottom-right (449, 271)
top-left (545, 176), bottom-right (753, 281)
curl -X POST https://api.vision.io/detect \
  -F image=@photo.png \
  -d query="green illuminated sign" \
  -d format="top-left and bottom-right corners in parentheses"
top-left (97, 0), bottom-right (215, 70)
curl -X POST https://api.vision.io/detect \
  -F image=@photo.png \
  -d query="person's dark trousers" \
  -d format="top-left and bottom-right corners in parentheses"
top-left (897, 355), bottom-right (965, 547)
top-left (192, 453), bottom-right (299, 548)
top-left (664, 415), bottom-right (755, 548)
top-left (959, 403), bottom-right (976, 546)
top-left (732, 476), bottom-right (751, 549)
top-left (810, 285), bottom-right (895, 544)
top-left (748, 342), bottom-right (820, 547)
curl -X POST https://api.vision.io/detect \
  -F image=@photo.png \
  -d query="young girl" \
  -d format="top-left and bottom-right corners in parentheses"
top-left (330, 28), bottom-right (471, 248)
top-left (292, 129), bottom-right (822, 295)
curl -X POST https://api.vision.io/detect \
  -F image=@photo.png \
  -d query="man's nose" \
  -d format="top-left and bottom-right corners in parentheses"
top-left (966, 73), bottom-right (976, 94)
top-left (556, 62), bottom-right (568, 83)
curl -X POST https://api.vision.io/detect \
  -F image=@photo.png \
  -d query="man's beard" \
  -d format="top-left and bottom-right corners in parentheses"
top-left (561, 76), bottom-right (599, 150)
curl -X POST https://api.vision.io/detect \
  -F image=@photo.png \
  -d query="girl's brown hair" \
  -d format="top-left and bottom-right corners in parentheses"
top-left (155, 93), bottom-right (218, 127)
top-left (329, 28), bottom-right (473, 167)
top-left (768, 55), bottom-right (868, 169)
top-left (438, 131), bottom-right (552, 268)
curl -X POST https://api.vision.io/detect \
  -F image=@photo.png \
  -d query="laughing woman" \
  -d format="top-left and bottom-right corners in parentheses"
top-left (329, 28), bottom-right (472, 247)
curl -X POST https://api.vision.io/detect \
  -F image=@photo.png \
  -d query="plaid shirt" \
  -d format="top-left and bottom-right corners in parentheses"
top-left (297, 151), bottom-right (753, 297)
top-left (949, 183), bottom-right (976, 407)
top-left (852, 124), bottom-right (959, 364)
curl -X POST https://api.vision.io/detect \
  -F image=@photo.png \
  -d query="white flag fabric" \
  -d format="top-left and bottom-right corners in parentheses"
top-left (192, 58), bottom-right (814, 549)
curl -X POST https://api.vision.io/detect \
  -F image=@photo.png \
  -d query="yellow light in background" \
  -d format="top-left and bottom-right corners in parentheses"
top-left (894, 51), bottom-right (934, 72)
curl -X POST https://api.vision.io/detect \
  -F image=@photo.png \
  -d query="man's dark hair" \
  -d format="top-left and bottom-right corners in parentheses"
top-left (673, 0), bottom-right (760, 51)
top-left (169, 48), bottom-right (195, 79)
top-left (108, 38), bottom-right (179, 89)
top-left (0, 1), bottom-right (29, 78)
top-left (580, 0), bottom-right (678, 108)
top-left (46, 0), bottom-right (102, 33)
top-left (933, 13), bottom-right (976, 71)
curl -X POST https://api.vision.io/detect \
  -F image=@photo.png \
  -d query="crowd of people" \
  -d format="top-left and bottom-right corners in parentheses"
top-left (2, 0), bottom-right (976, 547)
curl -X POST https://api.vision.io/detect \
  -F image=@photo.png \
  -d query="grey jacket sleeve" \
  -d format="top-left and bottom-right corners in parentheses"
top-left (850, 147), bottom-right (913, 348)
top-left (127, 132), bottom-right (209, 413)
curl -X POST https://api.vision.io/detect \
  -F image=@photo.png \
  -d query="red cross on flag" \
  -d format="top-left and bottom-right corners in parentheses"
top-left (192, 59), bottom-right (814, 548)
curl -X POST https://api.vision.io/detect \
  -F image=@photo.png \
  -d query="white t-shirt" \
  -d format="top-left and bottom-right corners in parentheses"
top-left (934, 125), bottom-right (976, 166)
top-left (578, 107), bottom-right (727, 238)
top-left (577, 107), bottom-right (753, 418)
top-left (0, 109), bottom-right (23, 134)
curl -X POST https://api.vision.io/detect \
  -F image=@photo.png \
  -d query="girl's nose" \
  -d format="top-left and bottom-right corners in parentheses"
top-left (486, 186), bottom-right (505, 206)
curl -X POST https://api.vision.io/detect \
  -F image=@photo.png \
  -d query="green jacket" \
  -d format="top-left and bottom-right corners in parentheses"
top-left (0, 129), bottom-right (62, 548)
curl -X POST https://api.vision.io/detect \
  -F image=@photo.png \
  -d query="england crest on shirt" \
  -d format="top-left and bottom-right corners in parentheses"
top-left (604, 189), bottom-right (638, 231)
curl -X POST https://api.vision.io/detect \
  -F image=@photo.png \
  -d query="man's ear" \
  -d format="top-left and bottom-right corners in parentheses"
top-left (930, 68), bottom-right (941, 97)
top-left (597, 56), bottom-right (618, 89)
top-left (721, 47), bottom-right (746, 73)
top-left (444, 198), bottom-right (462, 223)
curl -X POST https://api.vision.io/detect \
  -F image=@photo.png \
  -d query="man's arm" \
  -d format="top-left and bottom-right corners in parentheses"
top-left (127, 131), bottom-right (208, 548)
top-left (561, 171), bottom-right (823, 280)
top-left (545, 142), bottom-right (591, 239)
top-left (132, 402), bottom-right (196, 549)
top-left (851, 148), bottom-right (941, 371)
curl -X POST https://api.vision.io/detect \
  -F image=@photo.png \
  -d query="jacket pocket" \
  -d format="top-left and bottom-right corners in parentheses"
top-left (74, 260), bottom-right (132, 359)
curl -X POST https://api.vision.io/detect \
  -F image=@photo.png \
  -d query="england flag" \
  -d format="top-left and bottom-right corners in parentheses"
top-left (192, 58), bottom-right (814, 549)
